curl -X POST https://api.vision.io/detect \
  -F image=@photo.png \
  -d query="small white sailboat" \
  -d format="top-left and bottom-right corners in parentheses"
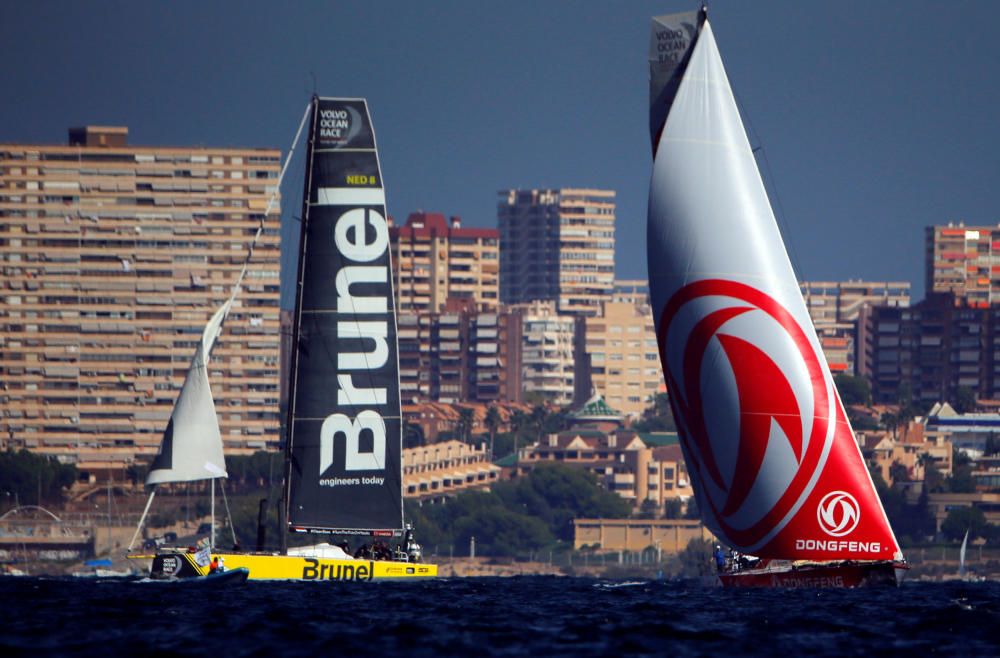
top-left (646, 8), bottom-right (907, 587)
top-left (125, 300), bottom-right (231, 561)
top-left (958, 528), bottom-right (969, 579)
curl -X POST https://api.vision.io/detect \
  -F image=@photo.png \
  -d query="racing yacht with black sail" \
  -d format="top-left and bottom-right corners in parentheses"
top-left (136, 97), bottom-right (436, 581)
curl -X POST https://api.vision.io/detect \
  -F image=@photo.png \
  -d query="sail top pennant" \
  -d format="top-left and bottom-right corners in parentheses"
top-left (646, 20), bottom-right (901, 562)
top-left (146, 301), bottom-right (230, 486)
top-left (648, 9), bottom-right (703, 155)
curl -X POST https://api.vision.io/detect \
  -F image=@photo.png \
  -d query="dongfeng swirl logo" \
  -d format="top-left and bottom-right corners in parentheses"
top-left (658, 279), bottom-right (834, 547)
top-left (817, 491), bottom-right (860, 537)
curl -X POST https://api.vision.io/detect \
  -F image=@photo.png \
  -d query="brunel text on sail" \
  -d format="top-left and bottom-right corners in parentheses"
top-left (318, 206), bottom-right (392, 481)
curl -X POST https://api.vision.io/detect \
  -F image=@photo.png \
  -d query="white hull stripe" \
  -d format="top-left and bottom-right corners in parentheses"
top-left (316, 187), bottom-right (386, 207)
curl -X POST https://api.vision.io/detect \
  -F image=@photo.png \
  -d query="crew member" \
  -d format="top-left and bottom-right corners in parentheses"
top-left (209, 556), bottom-right (219, 573)
top-left (713, 545), bottom-right (726, 573)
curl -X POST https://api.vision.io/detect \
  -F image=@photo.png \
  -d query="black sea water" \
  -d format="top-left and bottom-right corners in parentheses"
top-left (3, 576), bottom-right (998, 657)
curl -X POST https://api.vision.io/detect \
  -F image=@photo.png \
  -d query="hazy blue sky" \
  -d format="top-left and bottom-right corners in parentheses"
top-left (2, 1), bottom-right (998, 302)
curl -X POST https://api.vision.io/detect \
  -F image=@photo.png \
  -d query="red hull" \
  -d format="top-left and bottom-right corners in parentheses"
top-left (718, 561), bottom-right (906, 589)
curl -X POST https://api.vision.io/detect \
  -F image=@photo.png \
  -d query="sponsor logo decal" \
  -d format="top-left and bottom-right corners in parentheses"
top-left (302, 558), bottom-right (375, 582)
top-left (658, 279), bottom-right (832, 546)
top-left (770, 574), bottom-right (845, 588)
top-left (160, 556), bottom-right (180, 576)
top-left (318, 206), bottom-right (391, 487)
top-left (816, 491), bottom-right (861, 537)
top-left (318, 106), bottom-right (363, 147)
top-left (794, 539), bottom-right (880, 553)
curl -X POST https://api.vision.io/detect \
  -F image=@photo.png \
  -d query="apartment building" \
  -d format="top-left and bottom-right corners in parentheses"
top-left (859, 293), bottom-right (1000, 405)
top-left (515, 300), bottom-right (579, 406)
top-left (0, 126), bottom-right (281, 471)
top-left (397, 298), bottom-right (523, 404)
top-left (498, 188), bottom-right (615, 316)
top-left (402, 439), bottom-right (500, 500)
top-left (800, 280), bottom-right (910, 375)
top-left (519, 430), bottom-right (693, 512)
top-left (389, 212), bottom-right (499, 313)
top-left (579, 299), bottom-right (664, 417)
top-left (926, 223), bottom-right (1000, 307)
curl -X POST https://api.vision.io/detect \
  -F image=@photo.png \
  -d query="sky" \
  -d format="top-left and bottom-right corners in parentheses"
top-left (2, 0), bottom-right (999, 303)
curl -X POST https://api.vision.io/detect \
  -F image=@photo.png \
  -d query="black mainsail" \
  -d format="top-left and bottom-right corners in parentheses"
top-left (284, 97), bottom-right (403, 535)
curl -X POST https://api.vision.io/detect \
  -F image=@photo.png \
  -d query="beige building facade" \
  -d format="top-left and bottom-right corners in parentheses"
top-left (582, 298), bottom-right (664, 417)
top-left (390, 212), bottom-right (499, 314)
top-left (519, 430), bottom-right (694, 513)
top-left (574, 518), bottom-right (713, 554)
top-left (403, 439), bottom-right (501, 500)
top-left (0, 126), bottom-right (281, 473)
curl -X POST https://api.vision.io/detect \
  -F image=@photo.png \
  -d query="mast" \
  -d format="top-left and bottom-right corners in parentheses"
top-left (280, 96), bottom-right (320, 553)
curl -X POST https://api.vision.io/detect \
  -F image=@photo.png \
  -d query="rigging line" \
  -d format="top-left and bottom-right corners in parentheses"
top-left (219, 479), bottom-right (238, 547)
top-left (223, 102), bottom-right (313, 319)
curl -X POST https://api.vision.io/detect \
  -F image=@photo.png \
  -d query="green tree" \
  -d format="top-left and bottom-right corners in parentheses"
top-left (941, 505), bottom-right (989, 542)
top-left (632, 393), bottom-right (677, 432)
top-left (402, 462), bottom-right (632, 556)
top-left (663, 498), bottom-right (683, 519)
top-left (0, 449), bottom-right (77, 506)
top-left (452, 505), bottom-right (553, 557)
top-left (947, 450), bottom-right (976, 493)
top-left (404, 422), bottom-right (425, 449)
top-left (954, 386), bottom-right (977, 414)
top-left (848, 411), bottom-right (879, 431)
top-left (494, 463), bottom-right (630, 540)
top-left (888, 460), bottom-right (910, 484)
top-left (455, 407), bottom-right (475, 445)
top-left (920, 453), bottom-right (946, 492)
top-left (834, 373), bottom-right (872, 406)
top-left (881, 410), bottom-right (901, 438)
top-left (671, 537), bottom-right (714, 578)
top-left (529, 405), bottom-right (547, 442)
top-left (225, 451), bottom-right (277, 490)
top-left (484, 406), bottom-right (502, 460)
top-left (637, 498), bottom-right (659, 519)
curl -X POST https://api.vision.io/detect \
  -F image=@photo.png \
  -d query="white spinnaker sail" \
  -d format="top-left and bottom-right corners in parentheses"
top-left (647, 19), bottom-right (901, 561)
top-left (146, 301), bottom-right (230, 485)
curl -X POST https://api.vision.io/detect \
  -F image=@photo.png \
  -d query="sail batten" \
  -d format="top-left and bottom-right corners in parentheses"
top-left (285, 97), bottom-right (404, 535)
top-left (647, 19), bottom-right (902, 563)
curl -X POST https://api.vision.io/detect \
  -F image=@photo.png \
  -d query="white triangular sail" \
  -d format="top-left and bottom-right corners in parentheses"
top-left (959, 528), bottom-right (969, 578)
top-left (146, 301), bottom-right (230, 485)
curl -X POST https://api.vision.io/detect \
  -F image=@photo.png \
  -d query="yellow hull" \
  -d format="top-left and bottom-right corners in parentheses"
top-left (217, 552), bottom-right (437, 581)
top-left (142, 550), bottom-right (437, 581)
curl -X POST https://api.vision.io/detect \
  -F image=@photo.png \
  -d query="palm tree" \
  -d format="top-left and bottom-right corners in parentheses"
top-left (530, 404), bottom-right (547, 443)
top-left (509, 409), bottom-right (528, 464)
top-left (484, 406), bottom-right (502, 461)
top-left (455, 406), bottom-right (475, 446)
top-left (880, 410), bottom-right (900, 439)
